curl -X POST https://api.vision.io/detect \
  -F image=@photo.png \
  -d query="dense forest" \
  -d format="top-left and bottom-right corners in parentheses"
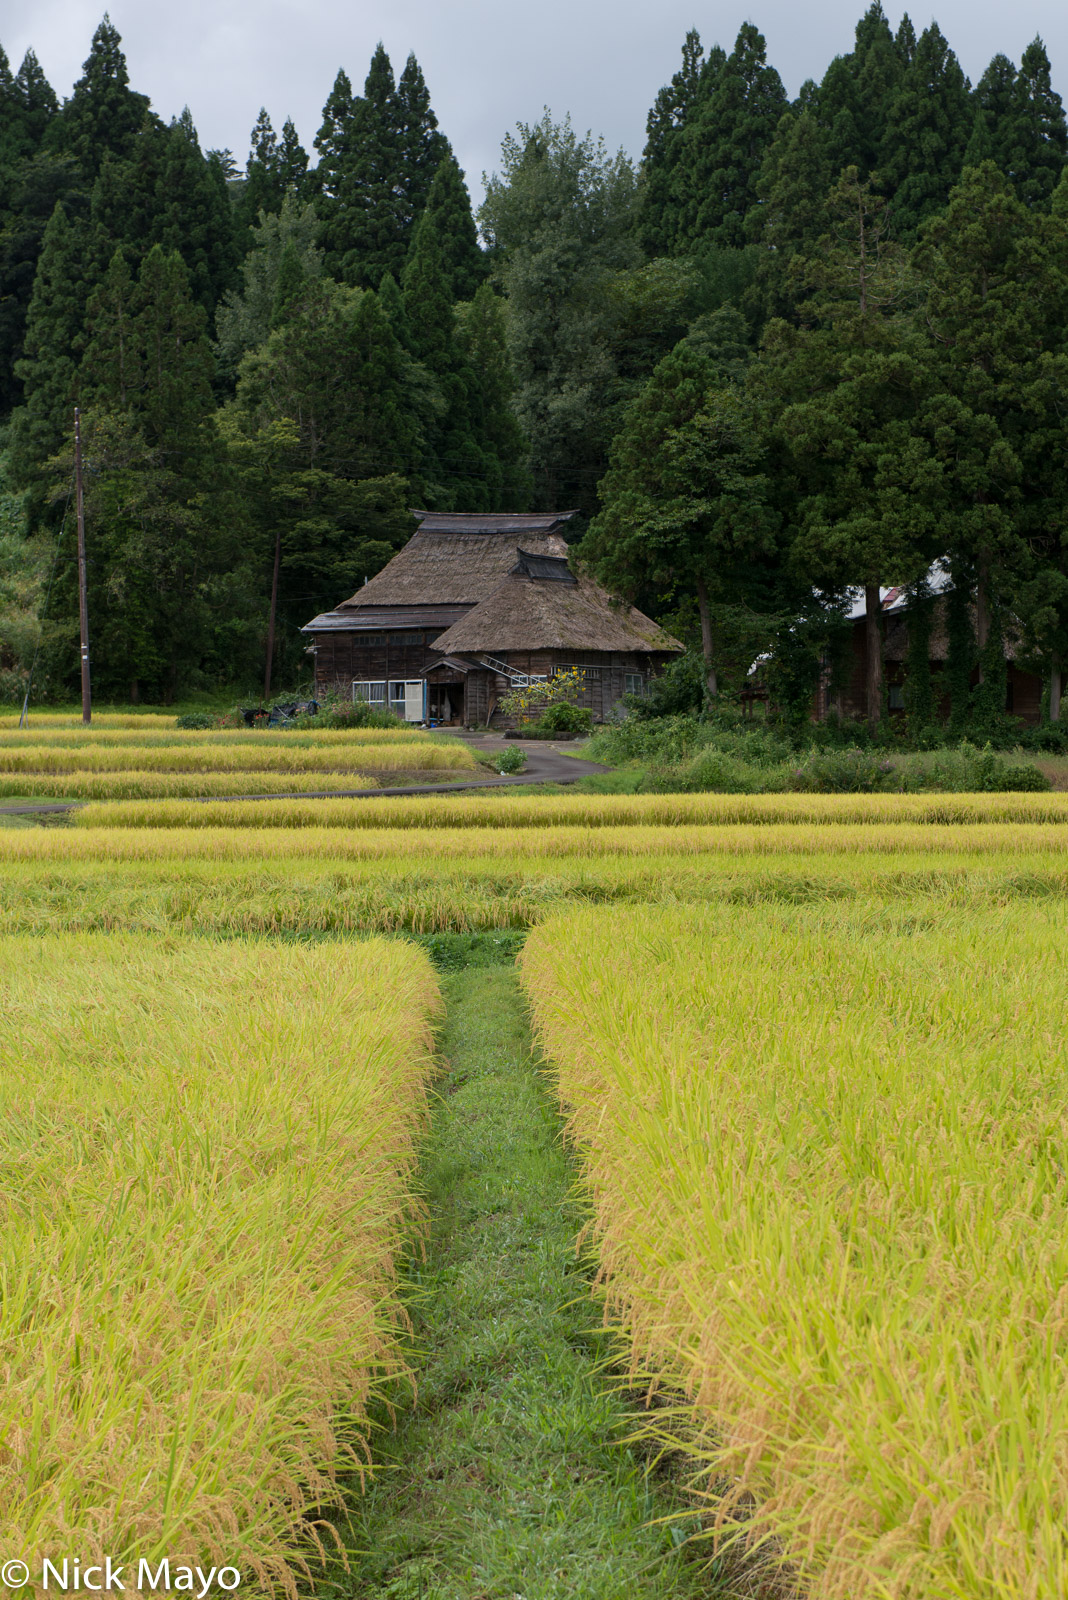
top-left (1, 5), bottom-right (1067, 731)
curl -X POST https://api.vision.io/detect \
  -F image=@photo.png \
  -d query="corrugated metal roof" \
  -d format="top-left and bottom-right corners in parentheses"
top-left (301, 605), bottom-right (468, 634)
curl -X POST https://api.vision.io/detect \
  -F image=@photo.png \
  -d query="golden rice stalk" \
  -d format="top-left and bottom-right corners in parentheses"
top-left (520, 902), bottom-right (1068, 1600)
top-left (0, 933), bottom-right (440, 1594)
top-left (11, 819), bottom-right (1068, 865)
top-left (0, 741), bottom-right (474, 775)
top-left (0, 771), bottom-right (379, 799)
top-left (66, 790), bottom-right (1068, 830)
top-left (1, 839), bottom-right (1067, 936)
top-left (0, 727), bottom-right (451, 747)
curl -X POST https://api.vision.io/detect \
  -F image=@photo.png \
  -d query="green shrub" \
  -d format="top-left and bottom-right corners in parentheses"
top-left (525, 702), bottom-right (594, 735)
top-left (987, 762), bottom-right (1050, 792)
top-left (642, 748), bottom-right (767, 794)
top-left (175, 712), bottom-right (216, 730)
top-left (1019, 721), bottom-right (1068, 754)
top-left (790, 748), bottom-right (895, 793)
top-left (495, 746), bottom-right (526, 775)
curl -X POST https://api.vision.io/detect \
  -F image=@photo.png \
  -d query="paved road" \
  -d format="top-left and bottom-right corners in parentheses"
top-left (0, 736), bottom-right (612, 816)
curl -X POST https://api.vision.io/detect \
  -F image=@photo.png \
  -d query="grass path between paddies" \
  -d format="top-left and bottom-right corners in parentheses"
top-left (318, 937), bottom-right (736, 1600)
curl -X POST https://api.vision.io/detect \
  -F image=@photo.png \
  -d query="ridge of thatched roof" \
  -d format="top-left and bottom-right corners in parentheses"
top-left (410, 511), bottom-right (578, 535)
top-left (338, 512), bottom-right (577, 609)
top-left (430, 564), bottom-right (684, 657)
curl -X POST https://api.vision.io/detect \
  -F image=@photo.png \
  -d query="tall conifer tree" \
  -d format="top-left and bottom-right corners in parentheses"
top-left (315, 45), bottom-right (452, 287)
top-left (1010, 39), bottom-right (1067, 206)
top-left (879, 23), bottom-right (971, 236)
top-left (672, 24), bottom-right (787, 249)
top-left (638, 30), bottom-right (715, 257)
top-left (10, 202), bottom-right (104, 487)
top-left (419, 154), bottom-right (485, 300)
top-left (395, 52), bottom-right (449, 230)
top-left (455, 283), bottom-right (531, 509)
top-left (56, 17), bottom-right (150, 179)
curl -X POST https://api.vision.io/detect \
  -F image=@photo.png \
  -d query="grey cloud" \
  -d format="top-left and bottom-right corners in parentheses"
top-left (6, 0), bottom-right (1068, 206)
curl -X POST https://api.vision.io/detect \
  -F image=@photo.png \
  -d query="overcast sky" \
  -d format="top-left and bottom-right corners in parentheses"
top-left (6, 0), bottom-right (1068, 207)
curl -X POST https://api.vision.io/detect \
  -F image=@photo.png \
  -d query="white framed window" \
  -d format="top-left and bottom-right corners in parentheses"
top-left (624, 673), bottom-right (645, 696)
top-left (390, 680), bottom-right (425, 722)
top-left (353, 680), bottom-right (387, 706)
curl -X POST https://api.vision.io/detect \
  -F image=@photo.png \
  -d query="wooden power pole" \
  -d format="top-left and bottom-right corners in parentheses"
top-left (74, 406), bottom-right (91, 725)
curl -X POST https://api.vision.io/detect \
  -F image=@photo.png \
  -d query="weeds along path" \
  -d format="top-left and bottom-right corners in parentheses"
top-left (323, 941), bottom-right (729, 1600)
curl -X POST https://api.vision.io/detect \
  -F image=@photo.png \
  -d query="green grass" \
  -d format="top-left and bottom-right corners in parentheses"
top-left (0, 795), bottom-right (76, 828)
top-left (317, 944), bottom-right (735, 1600)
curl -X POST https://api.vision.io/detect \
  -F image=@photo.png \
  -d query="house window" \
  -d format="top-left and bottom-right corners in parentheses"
top-left (624, 673), bottom-right (645, 696)
top-left (352, 680), bottom-right (386, 706)
top-left (888, 684), bottom-right (905, 711)
top-left (390, 680), bottom-right (425, 722)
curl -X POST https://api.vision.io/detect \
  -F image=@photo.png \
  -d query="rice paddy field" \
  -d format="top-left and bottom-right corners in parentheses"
top-left (2, 738), bottom-right (1067, 1597)
top-left (0, 932), bottom-right (439, 1592)
top-left (521, 902), bottom-right (1068, 1599)
top-left (0, 712), bottom-right (477, 801)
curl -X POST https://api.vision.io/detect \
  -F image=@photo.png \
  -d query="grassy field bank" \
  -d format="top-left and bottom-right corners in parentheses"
top-left (521, 901), bottom-right (1068, 1599)
top-left (0, 933), bottom-right (439, 1591)
top-left (322, 955), bottom-right (728, 1600)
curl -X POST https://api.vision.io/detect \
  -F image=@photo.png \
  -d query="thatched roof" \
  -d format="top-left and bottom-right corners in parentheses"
top-left (338, 511), bottom-right (577, 609)
top-left (431, 559), bottom-right (683, 657)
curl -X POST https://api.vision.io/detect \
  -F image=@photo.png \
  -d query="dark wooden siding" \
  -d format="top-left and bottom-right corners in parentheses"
top-left (815, 618), bottom-right (1045, 726)
top-left (486, 650), bottom-right (662, 729)
top-left (311, 635), bottom-right (673, 726)
top-left (312, 631), bottom-right (444, 696)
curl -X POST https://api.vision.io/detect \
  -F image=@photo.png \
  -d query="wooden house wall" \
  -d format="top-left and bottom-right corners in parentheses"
top-left (486, 650), bottom-right (662, 729)
top-left (311, 632), bottom-right (444, 697)
top-left (311, 636), bottom-right (672, 726)
top-left (814, 619), bottom-right (1045, 725)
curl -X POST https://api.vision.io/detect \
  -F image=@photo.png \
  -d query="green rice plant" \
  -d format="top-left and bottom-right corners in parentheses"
top-left (0, 771), bottom-right (380, 800)
top-left (0, 740), bottom-right (475, 775)
top-left (521, 902), bottom-right (1068, 1599)
top-left (0, 932), bottom-right (440, 1590)
top-left (18, 819), bottom-right (1068, 865)
top-left (68, 789), bottom-right (1068, 830)
top-left (3, 836), bottom-right (1068, 936)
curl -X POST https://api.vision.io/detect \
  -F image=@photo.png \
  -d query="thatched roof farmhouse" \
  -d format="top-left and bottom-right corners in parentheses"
top-left (302, 511), bottom-right (682, 726)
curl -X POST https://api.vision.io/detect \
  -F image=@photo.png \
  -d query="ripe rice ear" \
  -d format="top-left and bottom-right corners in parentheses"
top-left (0, 741), bottom-right (474, 775)
top-left (0, 933), bottom-right (440, 1592)
top-left (0, 771), bottom-right (379, 799)
top-left (65, 790), bottom-right (1068, 829)
top-left (521, 902), bottom-right (1068, 1599)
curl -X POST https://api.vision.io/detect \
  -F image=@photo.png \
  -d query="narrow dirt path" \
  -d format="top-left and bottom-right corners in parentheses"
top-left (319, 946), bottom-right (731, 1600)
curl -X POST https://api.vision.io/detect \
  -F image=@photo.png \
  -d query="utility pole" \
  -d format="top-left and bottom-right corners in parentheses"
top-left (263, 524), bottom-right (281, 702)
top-left (74, 406), bottom-right (91, 724)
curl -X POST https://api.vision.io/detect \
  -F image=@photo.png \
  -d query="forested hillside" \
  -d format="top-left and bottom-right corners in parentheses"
top-left (1, 5), bottom-right (1067, 725)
